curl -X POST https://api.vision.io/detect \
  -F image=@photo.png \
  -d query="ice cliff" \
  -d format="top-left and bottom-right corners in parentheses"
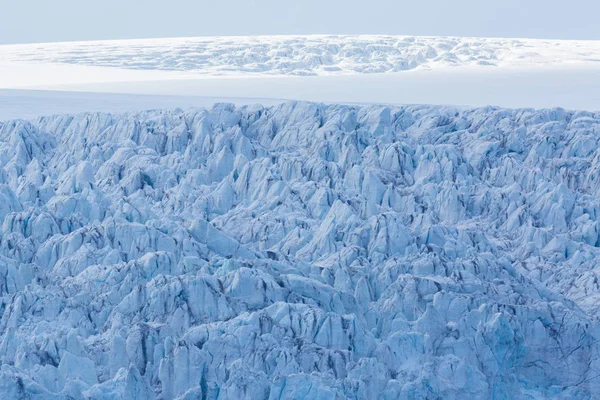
top-left (0, 102), bottom-right (599, 399)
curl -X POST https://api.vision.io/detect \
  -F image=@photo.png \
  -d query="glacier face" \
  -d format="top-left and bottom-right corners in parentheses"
top-left (0, 102), bottom-right (599, 399)
top-left (2, 35), bottom-right (600, 76)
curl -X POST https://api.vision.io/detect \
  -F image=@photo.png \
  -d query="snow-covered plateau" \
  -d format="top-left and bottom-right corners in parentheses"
top-left (1, 35), bottom-right (600, 114)
top-left (0, 101), bottom-right (599, 399)
top-left (3, 35), bottom-right (600, 75)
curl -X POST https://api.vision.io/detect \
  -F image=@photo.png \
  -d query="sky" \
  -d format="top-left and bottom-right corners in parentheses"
top-left (1, 0), bottom-right (599, 44)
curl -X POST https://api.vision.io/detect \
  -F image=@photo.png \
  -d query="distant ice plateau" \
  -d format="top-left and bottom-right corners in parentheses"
top-left (0, 101), bottom-right (600, 399)
top-left (3, 35), bottom-right (600, 76)
top-left (1, 35), bottom-right (600, 116)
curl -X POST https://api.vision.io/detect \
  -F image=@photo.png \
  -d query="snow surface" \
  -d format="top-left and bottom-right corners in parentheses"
top-left (0, 101), bottom-right (600, 398)
top-left (0, 89), bottom-right (283, 121)
top-left (3, 65), bottom-right (600, 119)
top-left (39, 66), bottom-right (600, 112)
top-left (1, 35), bottom-right (600, 114)
top-left (3, 35), bottom-right (600, 76)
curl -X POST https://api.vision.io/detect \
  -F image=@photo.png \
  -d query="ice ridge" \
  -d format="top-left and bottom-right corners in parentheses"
top-left (0, 102), bottom-right (599, 398)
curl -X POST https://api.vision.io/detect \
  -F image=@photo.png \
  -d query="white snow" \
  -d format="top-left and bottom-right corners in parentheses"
top-left (0, 102), bottom-right (599, 398)
top-left (1, 35), bottom-right (600, 117)
top-left (0, 89), bottom-right (282, 121)
top-left (3, 35), bottom-right (600, 76)
top-left (41, 65), bottom-right (600, 111)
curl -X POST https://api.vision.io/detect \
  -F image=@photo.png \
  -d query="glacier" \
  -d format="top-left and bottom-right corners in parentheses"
top-left (0, 101), bottom-right (599, 399)
top-left (3, 36), bottom-right (600, 114)
top-left (3, 35), bottom-right (600, 76)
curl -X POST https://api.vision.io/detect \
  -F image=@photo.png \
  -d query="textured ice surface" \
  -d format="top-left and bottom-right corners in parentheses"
top-left (3, 36), bottom-right (600, 116)
top-left (2, 35), bottom-right (600, 76)
top-left (0, 102), bottom-right (600, 399)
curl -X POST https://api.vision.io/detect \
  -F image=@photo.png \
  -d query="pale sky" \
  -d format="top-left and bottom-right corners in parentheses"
top-left (1, 0), bottom-right (599, 44)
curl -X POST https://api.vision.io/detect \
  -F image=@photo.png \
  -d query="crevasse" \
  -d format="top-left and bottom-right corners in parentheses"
top-left (0, 102), bottom-right (599, 399)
